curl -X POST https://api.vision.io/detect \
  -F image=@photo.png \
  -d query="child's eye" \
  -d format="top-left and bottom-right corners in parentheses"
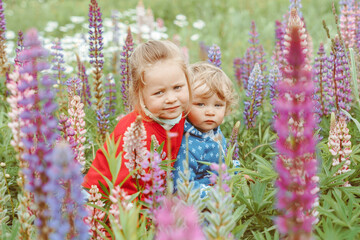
top-left (215, 104), bottom-right (224, 107)
top-left (174, 85), bottom-right (182, 90)
top-left (154, 91), bottom-right (163, 95)
top-left (195, 103), bottom-right (205, 107)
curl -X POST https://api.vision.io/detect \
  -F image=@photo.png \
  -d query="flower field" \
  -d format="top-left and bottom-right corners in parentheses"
top-left (1, 0), bottom-right (360, 239)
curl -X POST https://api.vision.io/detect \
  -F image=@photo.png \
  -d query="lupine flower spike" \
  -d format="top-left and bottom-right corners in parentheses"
top-left (154, 197), bottom-right (206, 240)
top-left (273, 9), bottom-right (319, 239)
top-left (84, 185), bottom-right (107, 239)
top-left (89, 0), bottom-right (105, 111)
top-left (227, 121), bottom-right (241, 166)
top-left (207, 44), bottom-right (222, 68)
top-left (244, 63), bottom-right (264, 128)
top-left (66, 77), bottom-right (87, 168)
top-left (51, 40), bottom-right (67, 110)
top-left (105, 74), bottom-right (116, 115)
top-left (141, 151), bottom-right (166, 216)
top-left (203, 163), bottom-right (235, 240)
top-left (268, 63), bottom-right (282, 116)
top-left (14, 31), bottom-right (24, 67)
top-left (76, 54), bottom-right (92, 107)
top-left (47, 142), bottom-right (89, 240)
top-left (18, 28), bottom-right (59, 239)
top-left (328, 113), bottom-right (352, 186)
top-left (0, 0), bottom-right (9, 75)
top-left (123, 116), bottom-right (148, 181)
top-left (120, 27), bottom-right (134, 113)
top-left (339, 1), bottom-right (356, 50)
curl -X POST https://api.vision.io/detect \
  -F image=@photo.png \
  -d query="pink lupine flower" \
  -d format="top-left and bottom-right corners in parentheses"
top-left (273, 9), bottom-right (319, 238)
top-left (123, 116), bottom-right (148, 179)
top-left (84, 185), bottom-right (107, 239)
top-left (66, 78), bottom-right (87, 168)
top-left (328, 115), bottom-right (352, 186)
top-left (339, 3), bottom-right (356, 49)
top-left (108, 185), bottom-right (133, 226)
top-left (154, 197), bottom-right (205, 240)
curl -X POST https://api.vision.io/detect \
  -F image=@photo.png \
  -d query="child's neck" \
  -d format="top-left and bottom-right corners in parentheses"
top-left (143, 107), bottom-right (182, 130)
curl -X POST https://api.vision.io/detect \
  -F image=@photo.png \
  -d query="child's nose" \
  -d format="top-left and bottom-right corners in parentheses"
top-left (205, 108), bottom-right (215, 116)
top-left (165, 94), bottom-right (176, 103)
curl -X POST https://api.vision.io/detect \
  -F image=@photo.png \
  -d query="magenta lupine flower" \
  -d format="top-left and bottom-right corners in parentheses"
top-left (273, 9), bottom-right (319, 238)
top-left (120, 27), bottom-right (134, 113)
top-left (313, 43), bottom-right (330, 116)
top-left (141, 151), bottom-right (166, 216)
top-left (328, 115), bottom-right (352, 186)
top-left (154, 197), bottom-right (206, 240)
top-left (17, 28), bottom-right (59, 239)
top-left (207, 44), bottom-right (222, 68)
top-left (84, 185), bottom-right (107, 239)
top-left (105, 73), bottom-right (116, 115)
top-left (0, 0), bottom-right (9, 77)
top-left (123, 116), bottom-right (148, 179)
top-left (244, 63), bottom-right (264, 128)
top-left (0, 0), bottom-right (5, 40)
top-left (14, 31), bottom-right (24, 66)
top-left (326, 36), bottom-right (352, 117)
top-left (248, 21), bottom-right (260, 67)
top-left (273, 20), bottom-right (286, 67)
top-left (76, 58), bottom-right (92, 107)
top-left (47, 142), bottom-right (89, 240)
top-left (89, 0), bottom-right (105, 111)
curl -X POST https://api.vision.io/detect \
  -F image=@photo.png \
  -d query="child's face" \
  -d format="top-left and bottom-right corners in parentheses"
top-left (142, 60), bottom-right (189, 119)
top-left (188, 85), bottom-right (226, 132)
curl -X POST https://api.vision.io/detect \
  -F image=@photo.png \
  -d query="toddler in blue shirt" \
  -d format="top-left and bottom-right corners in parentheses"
top-left (173, 61), bottom-right (238, 198)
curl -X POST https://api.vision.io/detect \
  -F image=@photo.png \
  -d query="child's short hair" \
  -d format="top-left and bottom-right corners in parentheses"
top-left (129, 40), bottom-right (192, 116)
top-left (189, 62), bottom-right (237, 115)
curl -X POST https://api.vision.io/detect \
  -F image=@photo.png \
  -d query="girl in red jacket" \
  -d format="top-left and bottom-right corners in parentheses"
top-left (83, 40), bottom-right (192, 198)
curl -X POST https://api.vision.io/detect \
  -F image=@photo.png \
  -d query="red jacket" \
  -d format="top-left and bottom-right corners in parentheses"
top-left (83, 111), bottom-right (185, 196)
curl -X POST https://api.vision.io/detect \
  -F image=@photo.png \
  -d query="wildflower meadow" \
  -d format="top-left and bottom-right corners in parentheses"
top-left (1, 0), bottom-right (360, 239)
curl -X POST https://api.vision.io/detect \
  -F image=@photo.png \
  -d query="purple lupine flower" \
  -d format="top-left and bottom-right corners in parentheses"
top-left (76, 56), bottom-right (92, 107)
top-left (120, 27), bottom-right (134, 113)
top-left (227, 121), bottom-right (241, 163)
top-left (0, 0), bottom-right (6, 40)
top-left (207, 44), bottom-right (221, 68)
top-left (14, 31), bottom-right (24, 66)
top-left (289, 0), bottom-right (303, 18)
top-left (273, 9), bottom-right (319, 238)
top-left (313, 43), bottom-right (329, 117)
top-left (233, 57), bottom-right (245, 89)
top-left (326, 36), bottom-right (352, 117)
top-left (105, 73), bottom-right (116, 115)
top-left (96, 109), bottom-right (109, 143)
top-left (154, 197), bottom-right (206, 240)
top-left (47, 142), bottom-right (89, 240)
top-left (199, 41), bottom-right (209, 61)
top-left (244, 63), bottom-right (264, 128)
top-left (273, 20), bottom-right (286, 67)
top-left (111, 10), bottom-right (120, 46)
top-left (141, 151), bottom-right (166, 216)
top-left (89, 0), bottom-right (105, 111)
top-left (51, 40), bottom-right (67, 106)
top-left (268, 63), bottom-right (282, 118)
top-left (17, 28), bottom-right (59, 239)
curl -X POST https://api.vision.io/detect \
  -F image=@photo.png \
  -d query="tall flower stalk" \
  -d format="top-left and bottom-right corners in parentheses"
top-left (76, 54), bottom-right (92, 107)
top-left (244, 63), bottom-right (264, 128)
top-left (51, 40), bottom-right (67, 110)
top-left (0, 0), bottom-right (9, 75)
top-left (66, 77), bottom-right (87, 168)
top-left (89, 0), bottom-right (105, 111)
top-left (105, 73), bottom-right (116, 116)
top-left (273, 9), bottom-right (319, 239)
top-left (18, 28), bottom-right (58, 240)
top-left (120, 27), bottom-right (134, 113)
top-left (328, 114), bottom-right (352, 186)
top-left (207, 44), bottom-right (222, 68)
top-left (47, 142), bottom-right (89, 240)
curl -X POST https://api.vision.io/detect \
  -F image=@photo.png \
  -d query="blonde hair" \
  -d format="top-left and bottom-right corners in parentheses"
top-left (189, 62), bottom-right (237, 115)
top-left (129, 40), bottom-right (192, 117)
